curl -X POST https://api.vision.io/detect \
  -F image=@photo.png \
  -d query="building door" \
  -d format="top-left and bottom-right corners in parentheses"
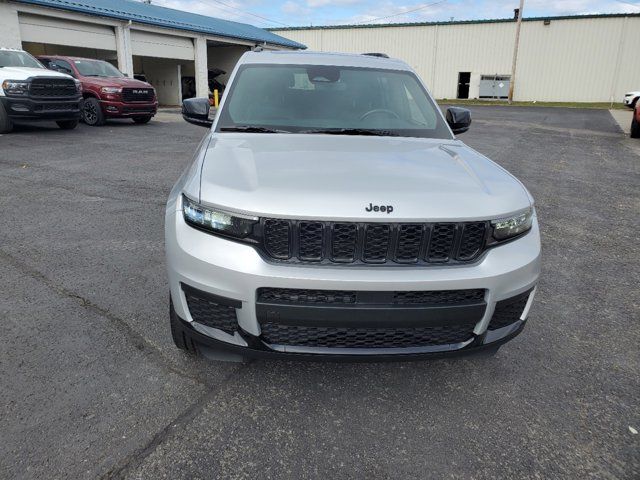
top-left (457, 72), bottom-right (470, 99)
top-left (479, 74), bottom-right (511, 99)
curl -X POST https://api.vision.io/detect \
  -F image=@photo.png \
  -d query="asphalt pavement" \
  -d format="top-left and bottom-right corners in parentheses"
top-left (0, 107), bottom-right (638, 479)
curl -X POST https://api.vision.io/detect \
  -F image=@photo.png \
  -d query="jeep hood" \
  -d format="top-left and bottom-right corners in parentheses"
top-left (0, 66), bottom-right (72, 81)
top-left (198, 134), bottom-right (531, 221)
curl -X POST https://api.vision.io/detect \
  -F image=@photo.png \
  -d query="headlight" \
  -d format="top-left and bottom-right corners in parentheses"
top-left (74, 79), bottom-right (82, 93)
top-left (101, 87), bottom-right (122, 94)
top-left (2, 80), bottom-right (30, 96)
top-left (182, 195), bottom-right (257, 238)
top-left (491, 207), bottom-right (534, 241)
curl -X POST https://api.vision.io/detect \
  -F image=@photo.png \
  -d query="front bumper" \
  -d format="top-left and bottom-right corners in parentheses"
top-left (100, 99), bottom-right (158, 118)
top-left (0, 95), bottom-right (81, 121)
top-left (166, 209), bottom-right (541, 359)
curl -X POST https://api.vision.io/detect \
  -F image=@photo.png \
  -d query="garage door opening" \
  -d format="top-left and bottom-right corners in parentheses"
top-left (134, 56), bottom-right (190, 106)
top-left (22, 41), bottom-right (117, 65)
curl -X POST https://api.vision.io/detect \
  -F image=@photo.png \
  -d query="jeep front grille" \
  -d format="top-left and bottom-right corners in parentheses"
top-left (260, 219), bottom-right (487, 265)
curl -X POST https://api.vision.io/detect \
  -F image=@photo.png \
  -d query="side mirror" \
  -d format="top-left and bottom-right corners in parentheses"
top-left (182, 97), bottom-right (213, 128)
top-left (446, 107), bottom-right (471, 135)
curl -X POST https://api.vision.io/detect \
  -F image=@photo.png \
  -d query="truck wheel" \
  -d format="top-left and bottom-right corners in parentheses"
top-left (56, 119), bottom-right (79, 130)
top-left (82, 98), bottom-right (105, 126)
top-left (132, 116), bottom-right (152, 124)
top-left (631, 115), bottom-right (640, 139)
top-left (170, 297), bottom-right (199, 355)
top-left (0, 102), bottom-right (14, 134)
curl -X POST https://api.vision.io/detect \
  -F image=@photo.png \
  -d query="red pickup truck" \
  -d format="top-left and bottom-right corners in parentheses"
top-left (38, 55), bottom-right (158, 126)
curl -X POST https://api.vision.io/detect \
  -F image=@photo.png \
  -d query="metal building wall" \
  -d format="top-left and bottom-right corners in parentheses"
top-left (272, 15), bottom-right (640, 102)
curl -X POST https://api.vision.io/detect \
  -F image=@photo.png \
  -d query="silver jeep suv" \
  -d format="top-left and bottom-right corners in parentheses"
top-left (166, 51), bottom-right (541, 360)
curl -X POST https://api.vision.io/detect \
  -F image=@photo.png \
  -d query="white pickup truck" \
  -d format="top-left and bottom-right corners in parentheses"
top-left (0, 47), bottom-right (82, 133)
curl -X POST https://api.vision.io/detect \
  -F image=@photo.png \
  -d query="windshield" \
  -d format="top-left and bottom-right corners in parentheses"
top-left (216, 64), bottom-right (451, 139)
top-left (74, 59), bottom-right (124, 78)
top-left (0, 50), bottom-right (43, 69)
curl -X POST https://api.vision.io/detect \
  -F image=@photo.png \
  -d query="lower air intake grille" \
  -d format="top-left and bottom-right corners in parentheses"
top-left (488, 290), bottom-right (532, 330)
top-left (260, 323), bottom-right (475, 348)
top-left (257, 288), bottom-right (485, 305)
top-left (258, 288), bottom-right (357, 304)
top-left (184, 287), bottom-right (238, 334)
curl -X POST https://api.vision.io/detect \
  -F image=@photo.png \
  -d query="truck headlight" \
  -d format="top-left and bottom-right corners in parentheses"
top-left (182, 195), bottom-right (257, 238)
top-left (491, 207), bottom-right (534, 241)
top-left (2, 80), bottom-right (29, 96)
top-left (74, 79), bottom-right (82, 93)
top-left (101, 87), bottom-right (122, 94)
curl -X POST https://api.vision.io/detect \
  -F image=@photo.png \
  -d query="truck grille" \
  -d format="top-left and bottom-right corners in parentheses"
top-left (29, 78), bottom-right (77, 98)
top-left (122, 87), bottom-right (154, 103)
top-left (260, 323), bottom-right (475, 348)
top-left (261, 219), bottom-right (488, 265)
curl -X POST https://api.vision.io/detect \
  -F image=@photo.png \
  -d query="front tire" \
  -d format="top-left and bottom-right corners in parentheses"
top-left (56, 119), bottom-right (79, 130)
top-left (170, 297), bottom-right (199, 355)
top-left (631, 115), bottom-right (640, 139)
top-left (82, 97), bottom-right (106, 126)
top-left (0, 101), bottom-right (14, 134)
top-left (132, 116), bottom-right (152, 124)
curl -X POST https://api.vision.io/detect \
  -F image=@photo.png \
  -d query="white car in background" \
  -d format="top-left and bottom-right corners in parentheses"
top-left (623, 91), bottom-right (640, 108)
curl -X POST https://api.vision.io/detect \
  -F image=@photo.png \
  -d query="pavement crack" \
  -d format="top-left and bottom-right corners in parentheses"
top-left (0, 248), bottom-right (209, 387)
top-left (99, 361), bottom-right (253, 480)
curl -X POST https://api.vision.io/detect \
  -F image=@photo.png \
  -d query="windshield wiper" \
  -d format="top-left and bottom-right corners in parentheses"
top-left (301, 128), bottom-right (398, 136)
top-left (220, 126), bottom-right (289, 133)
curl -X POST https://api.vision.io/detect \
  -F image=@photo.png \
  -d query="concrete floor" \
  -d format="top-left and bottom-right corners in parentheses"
top-left (0, 107), bottom-right (638, 479)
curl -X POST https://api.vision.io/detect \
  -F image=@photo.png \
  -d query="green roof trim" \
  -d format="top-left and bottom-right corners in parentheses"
top-left (269, 12), bottom-right (640, 31)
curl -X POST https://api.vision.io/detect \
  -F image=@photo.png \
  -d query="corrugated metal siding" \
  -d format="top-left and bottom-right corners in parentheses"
top-left (12, 0), bottom-right (305, 49)
top-left (273, 16), bottom-right (640, 102)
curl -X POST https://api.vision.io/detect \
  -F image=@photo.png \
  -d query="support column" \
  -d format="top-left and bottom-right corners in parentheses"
top-left (0, 1), bottom-right (22, 49)
top-left (115, 23), bottom-right (134, 77)
top-left (194, 35), bottom-right (209, 98)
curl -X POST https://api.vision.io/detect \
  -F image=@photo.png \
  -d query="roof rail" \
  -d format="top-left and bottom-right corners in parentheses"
top-left (362, 52), bottom-right (389, 58)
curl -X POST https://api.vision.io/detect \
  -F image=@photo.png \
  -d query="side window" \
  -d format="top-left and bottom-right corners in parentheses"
top-left (51, 59), bottom-right (75, 77)
top-left (39, 58), bottom-right (52, 68)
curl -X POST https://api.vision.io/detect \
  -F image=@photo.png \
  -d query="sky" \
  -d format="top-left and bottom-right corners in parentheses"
top-left (153, 0), bottom-right (640, 28)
